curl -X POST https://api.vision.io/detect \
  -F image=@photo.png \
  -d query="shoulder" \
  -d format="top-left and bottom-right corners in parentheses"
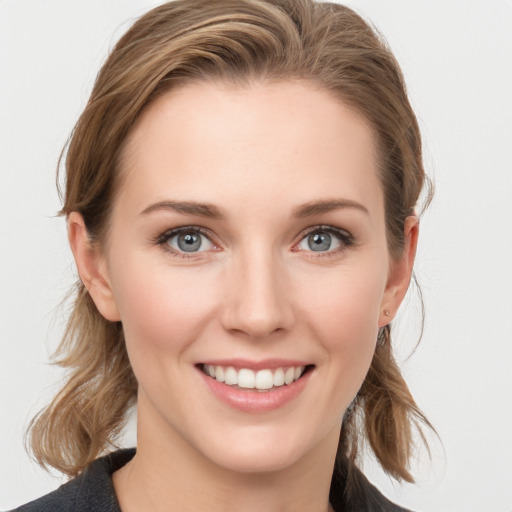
top-left (9, 477), bottom-right (82, 512)
top-left (9, 449), bottom-right (135, 512)
top-left (330, 462), bottom-right (414, 512)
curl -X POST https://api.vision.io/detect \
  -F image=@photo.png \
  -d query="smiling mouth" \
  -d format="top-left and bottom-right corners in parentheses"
top-left (199, 364), bottom-right (314, 392)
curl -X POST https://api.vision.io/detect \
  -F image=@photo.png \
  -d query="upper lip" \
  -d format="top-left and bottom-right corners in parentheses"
top-left (197, 358), bottom-right (313, 371)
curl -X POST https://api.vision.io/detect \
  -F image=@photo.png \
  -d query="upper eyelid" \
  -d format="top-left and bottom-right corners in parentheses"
top-left (294, 225), bottom-right (353, 252)
top-left (155, 224), bottom-right (353, 251)
top-left (299, 224), bottom-right (351, 237)
top-left (296, 225), bottom-right (353, 244)
top-left (157, 225), bottom-right (215, 241)
top-left (155, 226), bottom-right (217, 257)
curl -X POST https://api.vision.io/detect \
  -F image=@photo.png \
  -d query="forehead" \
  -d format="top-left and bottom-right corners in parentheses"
top-left (117, 80), bottom-right (382, 219)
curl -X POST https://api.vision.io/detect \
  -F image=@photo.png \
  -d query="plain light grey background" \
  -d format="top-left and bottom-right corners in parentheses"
top-left (1, 1), bottom-right (511, 510)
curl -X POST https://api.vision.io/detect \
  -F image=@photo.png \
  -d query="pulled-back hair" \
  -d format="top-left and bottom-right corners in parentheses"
top-left (29, 0), bottom-right (433, 488)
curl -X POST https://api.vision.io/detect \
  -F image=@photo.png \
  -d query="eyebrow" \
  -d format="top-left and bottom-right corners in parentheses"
top-left (140, 198), bottom-right (368, 219)
top-left (292, 198), bottom-right (369, 218)
top-left (140, 200), bottom-right (225, 219)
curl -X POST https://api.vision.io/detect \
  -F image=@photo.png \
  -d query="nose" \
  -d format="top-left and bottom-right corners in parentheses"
top-left (220, 245), bottom-right (295, 340)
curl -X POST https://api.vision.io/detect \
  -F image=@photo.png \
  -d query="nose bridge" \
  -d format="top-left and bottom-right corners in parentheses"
top-left (222, 239), bottom-right (293, 338)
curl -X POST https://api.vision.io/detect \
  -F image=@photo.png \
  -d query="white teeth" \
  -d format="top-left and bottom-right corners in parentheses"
top-left (204, 364), bottom-right (307, 390)
top-left (215, 366), bottom-right (225, 383)
top-left (255, 369), bottom-right (273, 390)
top-left (272, 368), bottom-right (285, 387)
top-left (238, 369), bottom-right (255, 388)
top-left (224, 366), bottom-right (238, 385)
top-left (284, 367), bottom-right (295, 385)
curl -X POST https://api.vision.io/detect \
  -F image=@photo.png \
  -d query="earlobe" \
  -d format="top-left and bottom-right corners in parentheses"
top-left (379, 216), bottom-right (419, 327)
top-left (67, 212), bottom-right (121, 322)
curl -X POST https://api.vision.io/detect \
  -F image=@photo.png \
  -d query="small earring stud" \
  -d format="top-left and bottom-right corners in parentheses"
top-left (384, 309), bottom-right (390, 317)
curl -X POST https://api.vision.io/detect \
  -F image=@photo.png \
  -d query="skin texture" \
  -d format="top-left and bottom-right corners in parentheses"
top-left (68, 81), bottom-right (418, 512)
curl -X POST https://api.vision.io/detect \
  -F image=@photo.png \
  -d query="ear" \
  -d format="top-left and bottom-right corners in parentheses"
top-left (379, 216), bottom-right (419, 327)
top-left (67, 212), bottom-right (121, 322)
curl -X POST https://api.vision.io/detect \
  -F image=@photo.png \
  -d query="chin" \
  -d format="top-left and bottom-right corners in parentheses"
top-left (196, 424), bottom-right (330, 475)
top-left (208, 446), bottom-right (304, 475)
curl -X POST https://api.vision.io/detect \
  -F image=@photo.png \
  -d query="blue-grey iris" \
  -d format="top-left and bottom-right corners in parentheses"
top-left (308, 232), bottom-right (331, 251)
top-left (177, 232), bottom-right (202, 252)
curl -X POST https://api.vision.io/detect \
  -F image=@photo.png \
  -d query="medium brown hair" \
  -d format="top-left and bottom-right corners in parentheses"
top-left (29, 0), bottom-right (433, 486)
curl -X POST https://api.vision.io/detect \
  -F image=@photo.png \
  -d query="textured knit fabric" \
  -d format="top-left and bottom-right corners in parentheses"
top-left (10, 450), bottom-right (133, 512)
top-left (12, 449), bottom-right (411, 511)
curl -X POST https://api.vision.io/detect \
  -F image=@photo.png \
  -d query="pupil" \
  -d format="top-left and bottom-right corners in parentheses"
top-left (308, 232), bottom-right (331, 252)
top-left (178, 232), bottom-right (201, 252)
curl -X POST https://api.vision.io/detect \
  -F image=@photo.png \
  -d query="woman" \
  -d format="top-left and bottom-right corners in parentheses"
top-left (14, 0), bottom-right (433, 510)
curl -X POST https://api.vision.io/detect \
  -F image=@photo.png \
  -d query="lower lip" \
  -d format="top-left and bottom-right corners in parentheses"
top-left (197, 367), bottom-right (313, 413)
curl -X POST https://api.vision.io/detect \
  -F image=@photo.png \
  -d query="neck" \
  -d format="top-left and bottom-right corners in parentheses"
top-left (113, 397), bottom-right (339, 512)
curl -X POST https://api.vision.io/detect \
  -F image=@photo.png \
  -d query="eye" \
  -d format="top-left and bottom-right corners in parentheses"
top-left (157, 227), bottom-right (216, 256)
top-left (296, 226), bottom-right (353, 254)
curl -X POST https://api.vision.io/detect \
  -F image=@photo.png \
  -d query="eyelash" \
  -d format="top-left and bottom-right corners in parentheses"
top-left (154, 225), bottom-right (355, 259)
top-left (296, 225), bottom-right (355, 258)
top-left (154, 226), bottom-right (217, 259)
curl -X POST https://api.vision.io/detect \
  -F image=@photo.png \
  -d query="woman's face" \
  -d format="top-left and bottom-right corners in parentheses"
top-left (78, 80), bottom-right (414, 473)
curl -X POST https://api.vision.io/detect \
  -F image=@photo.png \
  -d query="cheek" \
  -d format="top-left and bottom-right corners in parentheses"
top-left (296, 264), bottom-right (385, 393)
top-left (298, 262), bottom-right (385, 336)
top-left (109, 257), bottom-right (221, 357)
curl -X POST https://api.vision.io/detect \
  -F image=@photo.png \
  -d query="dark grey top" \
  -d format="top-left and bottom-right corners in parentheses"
top-left (11, 449), bottom-right (411, 511)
